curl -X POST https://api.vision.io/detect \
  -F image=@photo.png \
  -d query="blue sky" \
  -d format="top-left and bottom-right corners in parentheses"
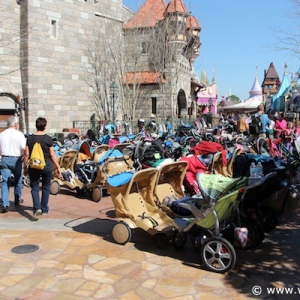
top-left (123, 0), bottom-right (300, 101)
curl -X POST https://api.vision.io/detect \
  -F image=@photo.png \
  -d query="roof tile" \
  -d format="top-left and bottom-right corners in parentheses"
top-left (186, 15), bottom-right (201, 29)
top-left (124, 71), bottom-right (164, 84)
top-left (165, 0), bottom-right (188, 14)
top-left (124, 0), bottom-right (166, 29)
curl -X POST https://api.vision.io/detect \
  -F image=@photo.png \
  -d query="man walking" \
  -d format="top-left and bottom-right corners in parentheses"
top-left (249, 104), bottom-right (271, 140)
top-left (0, 116), bottom-right (26, 213)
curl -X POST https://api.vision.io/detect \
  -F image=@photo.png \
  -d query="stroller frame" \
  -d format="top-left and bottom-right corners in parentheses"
top-left (171, 173), bottom-right (248, 273)
top-left (107, 167), bottom-right (175, 245)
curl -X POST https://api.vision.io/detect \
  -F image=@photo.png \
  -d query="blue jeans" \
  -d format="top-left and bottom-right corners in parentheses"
top-left (1, 156), bottom-right (23, 207)
top-left (29, 160), bottom-right (52, 213)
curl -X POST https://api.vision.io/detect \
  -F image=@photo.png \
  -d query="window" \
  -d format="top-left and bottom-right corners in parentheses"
top-left (142, 42), bottom-right (148, 54)
top-left (51, 20), bottom-right (57, 38)
top-left (151, 97), bottom-right (157, 114)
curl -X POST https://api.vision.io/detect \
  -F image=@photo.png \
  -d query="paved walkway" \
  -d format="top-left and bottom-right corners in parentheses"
top-left (0, 185), bottom-right (300, 299)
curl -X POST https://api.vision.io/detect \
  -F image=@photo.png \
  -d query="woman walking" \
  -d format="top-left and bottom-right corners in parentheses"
top-left (23, 117), bottom-right (61, 220)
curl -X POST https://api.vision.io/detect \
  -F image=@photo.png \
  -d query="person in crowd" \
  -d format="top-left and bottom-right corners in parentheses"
top-left (251, 104), bottom-right (271, 140)
top-left (266, 114), bottom-right (275, 139)
top-left (294, 120), bottom-right (300, 138)
top-left (194, 114), bottom-right (207, 132)
top-left (227, 114), bottom-right (237, 131)
top-left (283, 121), bottom-right (294, 153)
top-left (23, 117), bottom-right (61, 220)
top-left (274, 112), bottom-right (287, 138)
top-left (85, 129), bottom-right (99, 147)
top-left (0, 116), bottom-right (26, 213)
top-left (236, 114), bottom-right (249, 135)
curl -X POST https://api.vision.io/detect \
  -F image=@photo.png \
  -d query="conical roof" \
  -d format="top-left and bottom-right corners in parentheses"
top-left (265, 62), bottom-right (279, 79)
top-left (124, 0), bottom-right (166, 29)
top-left (249, 76), bottom-right (262, 96)
top-left (275, 73), bottom-right (290, 97)
top-left (186, 15), bottom-right (201, 29)
top-left (165, 0), bottom-right (188, 15)
top-left (200, 70), bottom-right (208, 85)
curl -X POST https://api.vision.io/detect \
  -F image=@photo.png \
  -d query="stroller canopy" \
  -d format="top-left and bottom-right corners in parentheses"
top-left (197, 173), bottom-right (247, 202)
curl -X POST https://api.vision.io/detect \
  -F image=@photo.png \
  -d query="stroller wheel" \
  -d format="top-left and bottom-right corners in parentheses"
top-left (201, 237), bottom-right (236, 273)
top-left (259, 206), bottom-right (278, 232)
top-left (172, 230), bottom-right (187, 249)
top-left (50, 181), bottom-right (60, 195)
top-left (92, 186), bottom-right (103, 202)
top-left (241, 218), bottom-right (265, 249)
top-left (112, 222), bottom-right (132, 245)
top-left (23, 175), bottom-right (30, 187)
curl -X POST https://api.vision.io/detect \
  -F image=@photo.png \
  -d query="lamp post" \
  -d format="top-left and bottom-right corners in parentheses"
top-left (208, 97), bottom-right (213, 127)
top-left (208, 97), bottom-right (213, 113)
top-left (110, 80), bottom-right (118, 125)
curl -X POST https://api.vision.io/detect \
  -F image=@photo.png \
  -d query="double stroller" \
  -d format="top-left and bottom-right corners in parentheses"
top-left (50, 141), bottom-right (99, 199)
top-left (107, 159), bottom-right (249, 273)
top-left (50, 138), bottom-right (137, 202)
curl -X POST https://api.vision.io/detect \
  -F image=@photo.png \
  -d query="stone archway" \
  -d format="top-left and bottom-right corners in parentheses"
top-left (0, 93), bottom-right (24, 132)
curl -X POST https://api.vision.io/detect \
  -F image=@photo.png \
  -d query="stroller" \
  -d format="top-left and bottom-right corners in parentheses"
top-left (50, 141), bottom-right (99, 200)
top-left (106, 167), bottom-right (175, 246)
top-left (86, 147), bottom-right (135, 201)
top-left (170, 173), bottom-right (248, 273)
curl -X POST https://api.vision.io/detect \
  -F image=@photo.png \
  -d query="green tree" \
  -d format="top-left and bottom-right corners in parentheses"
top-left (229, 95), bottom-right (241, 103)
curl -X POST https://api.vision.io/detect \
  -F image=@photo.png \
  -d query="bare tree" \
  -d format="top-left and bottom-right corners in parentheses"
top-left (84, 22), bottom-right (148, 123)
top-left (275, 0), bottom-right (300, 56)
top-left (84, 22), bottom-right (121, 122)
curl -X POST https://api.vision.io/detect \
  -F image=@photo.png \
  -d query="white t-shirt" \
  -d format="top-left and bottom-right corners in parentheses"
top-left (266, 120), bottom-right (275, 130)
top-left (0, 128), bottom-right (26, 156)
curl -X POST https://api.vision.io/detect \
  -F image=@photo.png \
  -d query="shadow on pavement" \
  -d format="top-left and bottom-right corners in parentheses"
top-left (224, 211), bottom-right (300, 300)
top-left (69, 216), bottom-right (205, 270)
top-left (69, 210), bottom-right (300, 299)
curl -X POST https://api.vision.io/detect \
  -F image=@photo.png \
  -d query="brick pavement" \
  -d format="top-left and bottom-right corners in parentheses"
top-left (0, 185), bottom-right (299, 299)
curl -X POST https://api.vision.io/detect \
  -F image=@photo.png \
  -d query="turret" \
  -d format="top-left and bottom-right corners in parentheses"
top-left (164, 0), bottom-right (189, 49)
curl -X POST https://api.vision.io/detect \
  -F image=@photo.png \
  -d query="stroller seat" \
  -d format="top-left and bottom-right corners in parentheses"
top-left (109, 168), bottom-right (175, 244)
top-left (154, 161), bottom-right (188, 218)
top-left (126, 192), bottom-right (174, 233)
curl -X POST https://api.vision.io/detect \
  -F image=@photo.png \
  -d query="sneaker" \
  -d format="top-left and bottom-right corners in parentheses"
top-left (14, 199), bottom-right (24, 206)
top-left (1, 206), bottom-right (8, 213)
top-left (33, 209), bottom-right (42, 220)
top-left (42, 210), bottom-right (50, 215)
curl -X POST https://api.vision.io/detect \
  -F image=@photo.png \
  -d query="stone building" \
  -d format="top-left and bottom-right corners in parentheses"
top-left (122, 0), bottom-right (201, 122)
top-left (0, 0), bottom-right (200, 134)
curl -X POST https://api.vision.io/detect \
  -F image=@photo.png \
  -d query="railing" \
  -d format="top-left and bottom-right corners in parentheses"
top-left (73, 116), bottom-right (220, 136)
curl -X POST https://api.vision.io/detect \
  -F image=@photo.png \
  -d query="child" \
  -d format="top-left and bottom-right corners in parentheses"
top-left (283, 121), bottom-right (294, 153)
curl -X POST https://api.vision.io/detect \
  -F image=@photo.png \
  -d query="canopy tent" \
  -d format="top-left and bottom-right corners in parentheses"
top-left (220, 95), bottom-right (263, 112)
top-left (219, 75), bottom-right (263, 113)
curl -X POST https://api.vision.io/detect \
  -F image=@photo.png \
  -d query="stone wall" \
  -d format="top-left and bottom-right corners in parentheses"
top-left (1, 0), bottom-right (132, 134)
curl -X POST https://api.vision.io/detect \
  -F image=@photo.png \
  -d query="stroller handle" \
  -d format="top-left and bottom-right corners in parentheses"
top-left (246, 172), bottom-right (277, 190)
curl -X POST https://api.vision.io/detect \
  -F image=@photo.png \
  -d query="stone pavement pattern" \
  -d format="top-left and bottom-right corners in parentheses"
top-left (0, 186), bottom-right (300, 299)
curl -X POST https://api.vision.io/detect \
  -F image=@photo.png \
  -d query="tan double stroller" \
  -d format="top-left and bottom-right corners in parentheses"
top-left (50, 141), bottom-right (93, 197)
top-left (106, 165), bottom-right (176, 246)
top-left (50, 143), bottom-right (128, 202)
